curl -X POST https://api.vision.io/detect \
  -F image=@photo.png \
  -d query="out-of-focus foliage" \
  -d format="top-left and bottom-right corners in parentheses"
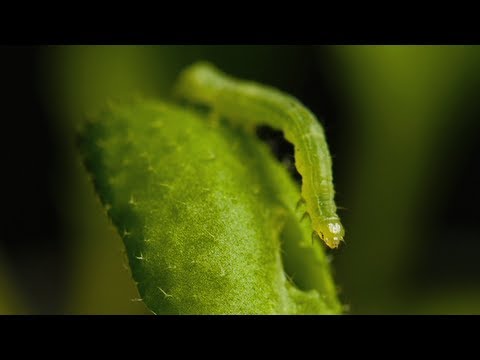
top-left (326, 46), bottom-right (480, 313)
top-left (0, 253), bottom-right (25, 313)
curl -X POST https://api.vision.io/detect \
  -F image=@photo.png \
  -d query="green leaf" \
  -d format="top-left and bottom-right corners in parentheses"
top-left (78, 96), bottom-right (341, 315)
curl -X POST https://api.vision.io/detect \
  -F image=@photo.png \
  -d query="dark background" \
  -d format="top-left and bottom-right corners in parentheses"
top-left (1, 46), bottom-right (480, 314)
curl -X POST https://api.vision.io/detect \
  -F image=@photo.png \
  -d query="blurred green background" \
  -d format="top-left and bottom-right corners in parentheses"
top-left (2, 46), bottom-right (480, 314)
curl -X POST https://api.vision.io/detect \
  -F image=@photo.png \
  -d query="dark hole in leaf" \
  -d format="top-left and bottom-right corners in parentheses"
top-left (255, 126), bottom-right (301, 183)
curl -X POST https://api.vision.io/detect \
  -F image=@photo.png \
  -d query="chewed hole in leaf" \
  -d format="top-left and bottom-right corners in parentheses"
top-left (256, 126), bottom-right (301, 183)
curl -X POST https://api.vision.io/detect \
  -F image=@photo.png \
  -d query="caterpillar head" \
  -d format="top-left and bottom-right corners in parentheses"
top-left (317, 219), bottom-right (345, 249)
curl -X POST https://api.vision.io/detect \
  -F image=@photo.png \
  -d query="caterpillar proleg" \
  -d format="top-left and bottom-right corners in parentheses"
top-left (174, 62), bottom-right (345, 249)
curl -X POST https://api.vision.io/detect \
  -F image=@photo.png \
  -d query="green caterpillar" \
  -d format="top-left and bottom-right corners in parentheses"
top-left (174, 62), bottom-right (345, 249)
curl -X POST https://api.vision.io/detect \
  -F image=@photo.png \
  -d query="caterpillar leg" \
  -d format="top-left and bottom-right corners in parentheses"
top-left (295, 197), bottom-right (306, 211)
top-left (300, 212), bottom-right (310, 223)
